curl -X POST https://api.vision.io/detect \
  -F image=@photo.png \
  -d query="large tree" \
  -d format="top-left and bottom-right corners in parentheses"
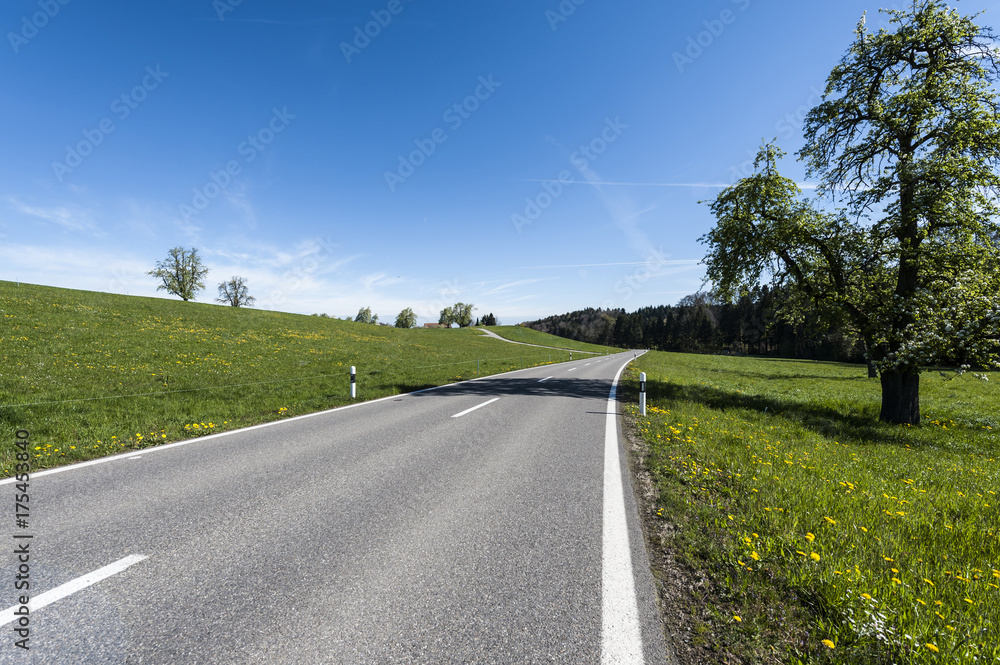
top-left (147, 247), bottom-right (209, 302)
top-left (702, 2), bottom-right (1000, 424)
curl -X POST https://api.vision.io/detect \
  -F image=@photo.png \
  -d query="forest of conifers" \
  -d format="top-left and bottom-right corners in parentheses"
top-left (524, 286), bottom-right (870, 363)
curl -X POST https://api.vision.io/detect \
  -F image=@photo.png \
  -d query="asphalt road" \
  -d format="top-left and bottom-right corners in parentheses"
top-left (1, 352), bottom-right (672, 664)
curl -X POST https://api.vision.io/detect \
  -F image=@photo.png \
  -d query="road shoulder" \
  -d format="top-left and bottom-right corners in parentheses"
top-left (621, 401), bottom-right (737, 665)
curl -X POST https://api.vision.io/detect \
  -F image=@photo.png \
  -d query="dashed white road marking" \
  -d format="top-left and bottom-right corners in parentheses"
top-left (538, 376), bottom-right (553, 383)
top-left (450, 397), bottom-right (500, 418)
top-left (0, 555), bottom-right (148, 626)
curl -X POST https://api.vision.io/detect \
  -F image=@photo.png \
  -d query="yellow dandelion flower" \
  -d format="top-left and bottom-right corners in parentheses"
top-left (750, 551), bottom-right (760, 561)
top-left (821, 639), bottom-right (835, 649)
top-left (926, 644), bottom-right (939, 653)
top-left (733, 616), bottom-right (742, 622)
top-left (811, 552), bottom-right (821, 562)
top-left (805, 533), bottom-right (815, 542)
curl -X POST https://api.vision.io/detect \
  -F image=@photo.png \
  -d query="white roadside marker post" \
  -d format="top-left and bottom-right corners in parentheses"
top-left (640, 372), bottom-right (646, 417)
top-left (350, 366), bottom-right (356, 398)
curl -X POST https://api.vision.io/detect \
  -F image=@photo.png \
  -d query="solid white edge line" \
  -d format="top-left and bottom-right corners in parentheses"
top-left (450, 397), bottom-right (500, 418)
top-left (602, 356), bottom-right (645, 664)
top-left (0, 554), bottom-right (147, 626)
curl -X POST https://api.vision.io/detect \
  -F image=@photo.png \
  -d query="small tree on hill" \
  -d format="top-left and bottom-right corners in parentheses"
top-left (355, 307), bottom-right (378, 324)
top-left (452, 302), bottom-right (476, 327)
top-left (395, 307), bottom-right (417, 328)
top-left (147, 247), bottom-right (209, 301)
top-left (216, 276), bottom-right (255, 307)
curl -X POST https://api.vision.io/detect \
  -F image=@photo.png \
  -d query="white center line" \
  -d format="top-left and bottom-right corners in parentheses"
top-left (451, 397), bottom-right (500, 418)
top-left (538, 376), bottom-right (553, 383)
top-left (568, 368), bottom-right (577, 372)
top-left (585, 363), bottom-right (592, 366)
top-left (0, 555), bottom-right (147, 626)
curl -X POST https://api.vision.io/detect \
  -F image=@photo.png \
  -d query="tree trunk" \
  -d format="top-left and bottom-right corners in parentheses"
top-left (860, 339), bottom-right (878, 378)
top-left (879, 369), bottom-right (920, 424)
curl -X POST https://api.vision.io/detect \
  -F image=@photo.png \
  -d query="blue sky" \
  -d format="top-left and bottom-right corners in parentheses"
top-left (3, 0), bottom-right (999, 324)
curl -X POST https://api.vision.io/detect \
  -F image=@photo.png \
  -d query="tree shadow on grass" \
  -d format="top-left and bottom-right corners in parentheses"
top-left (699, 359), bottom-right (874, 383)
top-left (705, 368), bottom-right (873, 383)
top-left (633, 377), bottom-right (914, 448)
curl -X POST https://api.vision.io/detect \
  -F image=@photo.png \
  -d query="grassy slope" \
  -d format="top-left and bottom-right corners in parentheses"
top-left (621, 351), bottom-right (999, 664)
top-left (0, 281), bottom-right (616, 475)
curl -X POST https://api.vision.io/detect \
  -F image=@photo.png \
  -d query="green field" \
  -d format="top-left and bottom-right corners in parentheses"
top-left (0, 281), bottom-right (617, 476)
top-left (623, 351), bottom-right (999, 664)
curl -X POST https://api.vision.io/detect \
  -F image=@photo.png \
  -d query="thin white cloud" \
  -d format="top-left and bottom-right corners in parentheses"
top-left (481, 278), bottom-right (551, 296)
top-left (224, 187), bottom-right (257, 228)
top-left (0, 243), bottom-right (156, 296)
top-left (6, 198), bottom-right (102, 235)
top-left (523, 178), bottom-right (821, 190)
top-left (521, 260), bottom-right (700, 269)
top-left (196, 16), bottom-right (343, 25)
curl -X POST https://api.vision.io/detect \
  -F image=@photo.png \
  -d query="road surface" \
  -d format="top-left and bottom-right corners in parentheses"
top-left (1, 352), bottom-right (672, 664)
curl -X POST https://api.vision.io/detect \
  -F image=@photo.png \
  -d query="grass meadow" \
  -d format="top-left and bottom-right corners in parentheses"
top-left (0, 281), bottom-right (611, 476)
top-left (622, 351), bottom-right (999, 664)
